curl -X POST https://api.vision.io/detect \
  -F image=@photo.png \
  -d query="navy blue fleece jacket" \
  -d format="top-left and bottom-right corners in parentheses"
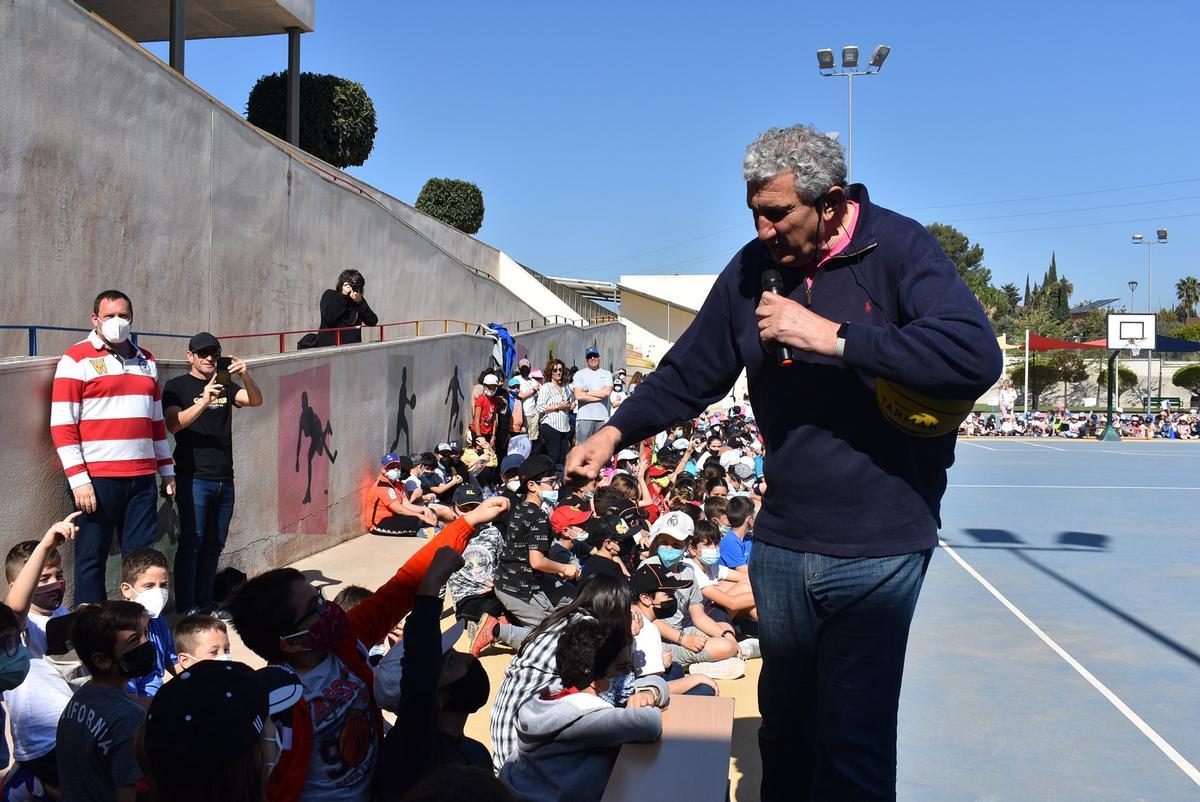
top-left (608, 185), bottom-right (1003, 557)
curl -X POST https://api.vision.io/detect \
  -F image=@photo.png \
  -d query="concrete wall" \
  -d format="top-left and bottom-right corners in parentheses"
top-left (0, 0), bottom-right (542, 359)
top-left (0, 322), bottom-right (623, 604)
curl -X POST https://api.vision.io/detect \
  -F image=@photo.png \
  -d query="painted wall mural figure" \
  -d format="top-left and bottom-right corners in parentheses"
top-left (295, 390), bottom-right (337, 504)
top-left (389, 366), bottom-right (417, 454)
top-left (444, 365), bottom-right (464, 442)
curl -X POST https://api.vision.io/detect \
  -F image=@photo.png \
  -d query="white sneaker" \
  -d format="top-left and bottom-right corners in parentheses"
top-left (738, 637), bottom-right (760, 660)
top-left (689, 657), bottom-right (745, 680)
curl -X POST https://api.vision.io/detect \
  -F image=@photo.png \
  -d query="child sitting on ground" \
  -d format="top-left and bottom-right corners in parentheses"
top-left (4, 513), bottom-right (81, 797)
top-left (500, 616), bottom-right (668, 802)
top-left (173, 613), bottom-right (231, 669)
top-left (683, 521), bottom-right (758, 625)
top-left (56, 600), bottom-right (151, 802)
top-left (719, 496), bottom-right (755, 572)
top-left (628, 564), bottom-right (718, 697)
top-left (444, 486), bottom-right (508, 658)
top-left (119, 548), bottom-right (177, 697)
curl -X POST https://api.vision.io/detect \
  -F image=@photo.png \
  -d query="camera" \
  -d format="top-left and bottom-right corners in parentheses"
top-left (348, 281), bottom-right (363, 294)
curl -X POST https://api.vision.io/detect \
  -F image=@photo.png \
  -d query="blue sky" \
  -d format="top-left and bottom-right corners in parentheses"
top-left (149, 1), bottom-right (1199, 313)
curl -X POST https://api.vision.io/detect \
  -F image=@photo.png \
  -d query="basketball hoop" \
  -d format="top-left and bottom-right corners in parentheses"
top-left (1127, 339), bottom-right (1141, 357)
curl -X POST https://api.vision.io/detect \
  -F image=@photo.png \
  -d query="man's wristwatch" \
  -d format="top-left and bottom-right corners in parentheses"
top-left (834, 322), bottom-right (850, 360)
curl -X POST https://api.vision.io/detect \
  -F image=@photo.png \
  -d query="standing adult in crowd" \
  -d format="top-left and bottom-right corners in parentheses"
top-left (572, 347), bottom-right (613, 444)
top-left (50, 290), bottom-right (176, 604)
top-left (315, 269), bottom-right (378, 347)
top-left (515, 358), bottom-right (540, 442)
top-left (163, 332), bottom-right (262, 616)
top-left (567, 124), bottom-right (1002, 801)
top-left (999, 377), bottom-right (1018, 430)
top-left (536, 359), bottom-right (575, 474)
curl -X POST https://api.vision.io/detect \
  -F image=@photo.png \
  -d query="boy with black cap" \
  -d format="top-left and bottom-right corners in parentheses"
top-left (492, 455), bottom-right (581, 648)
top-left (578, 512), bottom-right (633, 581)
top-left (141, 660), bottom-right (303, 802)
top-left (369, 453), bottom-right (437, 536)
top-left (630, 565), bottom-right (719, 697)
top-left (445, 485), bottom-right (508, 655)
top-left (163, 331), bottom-right (263, 616)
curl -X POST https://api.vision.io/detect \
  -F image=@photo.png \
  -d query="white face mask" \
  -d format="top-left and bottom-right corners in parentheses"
top-left (506, 479), bottom-right (521, 493)
top-left (134, 587), bottom-right (169, 618)
top-left (99, 316), bottom-right (131, 344)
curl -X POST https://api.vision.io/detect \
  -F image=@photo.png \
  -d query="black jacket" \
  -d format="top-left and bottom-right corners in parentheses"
top-left (316, 288), bottom-right (378, 346)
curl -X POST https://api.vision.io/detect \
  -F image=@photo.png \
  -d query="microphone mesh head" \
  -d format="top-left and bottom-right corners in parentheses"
top-left (761, 269), bottom-right (783, 291)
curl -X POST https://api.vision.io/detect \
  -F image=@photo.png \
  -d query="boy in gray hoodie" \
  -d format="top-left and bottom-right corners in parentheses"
top-left (501, 616), bottom-right (669, 802)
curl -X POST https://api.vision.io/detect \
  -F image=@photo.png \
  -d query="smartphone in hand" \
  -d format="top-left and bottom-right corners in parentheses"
top-left (215, 357), bottom-right (233, 386)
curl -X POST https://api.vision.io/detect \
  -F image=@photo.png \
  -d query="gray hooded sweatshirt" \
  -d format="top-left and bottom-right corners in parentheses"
top-left (500, 677), bottom-right (669, 802)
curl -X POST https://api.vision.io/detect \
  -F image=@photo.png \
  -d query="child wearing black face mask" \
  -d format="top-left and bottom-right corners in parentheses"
top-left (56, 600), bottom-right (151, 802)
top-left (376, 547), bottom-right (494, 801)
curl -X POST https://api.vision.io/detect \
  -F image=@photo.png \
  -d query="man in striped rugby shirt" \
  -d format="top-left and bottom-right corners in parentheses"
top-left (50, 290), bottom-right (175, 604)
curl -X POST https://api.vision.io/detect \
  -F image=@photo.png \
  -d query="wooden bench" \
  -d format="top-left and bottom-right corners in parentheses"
top-left (601, 695), bottom-right (736, 802)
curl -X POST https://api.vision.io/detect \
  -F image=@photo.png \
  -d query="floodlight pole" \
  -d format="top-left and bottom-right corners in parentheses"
top-left (817, 46), bottom-right (889, 183)
top-left (1132, 230), bottom-right (1167, 414)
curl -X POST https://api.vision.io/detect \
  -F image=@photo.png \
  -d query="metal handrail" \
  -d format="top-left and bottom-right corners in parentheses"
top-left (1, 314), bottom-right (622, 357)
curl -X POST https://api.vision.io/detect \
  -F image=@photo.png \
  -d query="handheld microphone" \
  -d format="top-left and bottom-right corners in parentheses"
top-left (760, 269), bottom-right (794, 367)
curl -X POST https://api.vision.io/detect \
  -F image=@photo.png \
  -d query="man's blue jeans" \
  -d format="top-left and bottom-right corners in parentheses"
top-left (74, 475), bottom-right (159, 604)
top-left (173, 477), bottom-right (236, 612)
top-left (749, 539), bottom-right (933, 802)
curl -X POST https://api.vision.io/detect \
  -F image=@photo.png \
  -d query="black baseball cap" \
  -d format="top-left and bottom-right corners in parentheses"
top-left (188, 332), bottom-right (221, 353)
top-left (453, 485), bottom-right (483, 507)
top-left (500, 453), bottom-right (525, 477)
top-left (145, 660), bottom-right (295, 771)
top-left (518, 454), bottom-right (557, 485)
top-left (583, 514), bottom-right (624, 549)
top-left (630, 564), bottom-right (690, 599)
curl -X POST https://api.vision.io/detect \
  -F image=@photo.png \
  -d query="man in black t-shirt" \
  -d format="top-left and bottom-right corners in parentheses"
top-left (492, 455), bottom-right (579, 648)
top-left (162, 332), bottom-right (262, 616)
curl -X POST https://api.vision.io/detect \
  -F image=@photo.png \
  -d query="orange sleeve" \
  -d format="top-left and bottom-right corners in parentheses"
top-left (347, 517), bottom-right (476, 648)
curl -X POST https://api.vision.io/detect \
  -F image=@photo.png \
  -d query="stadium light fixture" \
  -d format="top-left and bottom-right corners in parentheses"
top-left (815, 44), bottom-right (892, 182)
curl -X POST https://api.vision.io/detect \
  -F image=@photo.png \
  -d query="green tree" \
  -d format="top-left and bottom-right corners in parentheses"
top-left (1073, 306), bottom-right (1109, 342)
top-left (1173, 365), bottom-right (1200, 397)
top-left (246, 72), bottom-right (377, 168)
top-left (1176, 276), bottom-right (1200, 319)
top-left (1003, 305), bottom-right (1070, 343)
top-left (927, 223), bottom-right (991, 297)
top-left (1023, 275), bottom-right (1031, 307)
top-left (1008, 361), bottom-right (1060, 410)
top-left (1097, 365), bottom-right (1140, 404)
top-left (415, 178), bottom-right (486, 234)
top-left (1002, 282), bottom-right (1021, 309)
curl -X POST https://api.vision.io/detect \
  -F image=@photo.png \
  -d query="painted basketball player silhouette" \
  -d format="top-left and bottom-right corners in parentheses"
top-left (390, 366), bottom-right (417, 454)
top-left (295, 390), bottom-right (337, 504)
top-left (444, 365), bottom-right (464, 442)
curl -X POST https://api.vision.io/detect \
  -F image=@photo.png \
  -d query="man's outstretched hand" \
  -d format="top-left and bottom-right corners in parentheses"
top-left (463, 496), bottom-right (510, 527)
top-left (565, 426), bottom-right (623, 481)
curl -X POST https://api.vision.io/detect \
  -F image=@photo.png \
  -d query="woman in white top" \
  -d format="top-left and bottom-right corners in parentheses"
top-left (536, 358), bottom-right (575, 473)
top-left (999, 378), bottom-right (1018, 429)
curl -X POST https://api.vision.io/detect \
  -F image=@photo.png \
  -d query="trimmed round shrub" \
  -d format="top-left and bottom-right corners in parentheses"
top-left (415, 178), bottom-right (485, 235)
top-left (246, 72), bottom-right (376, 168)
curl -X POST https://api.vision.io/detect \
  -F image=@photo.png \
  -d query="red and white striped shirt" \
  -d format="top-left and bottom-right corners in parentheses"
top-left (50, 331), bottom-right (174, 488)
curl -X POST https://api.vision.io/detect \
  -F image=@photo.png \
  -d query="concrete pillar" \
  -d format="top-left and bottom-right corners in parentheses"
top-left (286, 27), bottom-right (301, 146)
top-left (169, 0), bottom-right (186, 74)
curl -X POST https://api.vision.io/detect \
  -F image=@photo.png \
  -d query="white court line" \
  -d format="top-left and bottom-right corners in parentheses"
top-left (1013, 441), bottom-right (1067, 451)
top-left (1096, 450), bottom-right (1194, 458)
top-left (938, 541), bottom-right (1200, 787)
top-left (949, 484), bottom-right (1200, 490)
top-left (959, 441), bottom-right (996, 451)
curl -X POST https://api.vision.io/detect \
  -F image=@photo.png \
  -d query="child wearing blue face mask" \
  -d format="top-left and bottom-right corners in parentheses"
top-left (682, 523), bottom-right (759, 658)
top-left (639, 512), bottom-right (745, 680)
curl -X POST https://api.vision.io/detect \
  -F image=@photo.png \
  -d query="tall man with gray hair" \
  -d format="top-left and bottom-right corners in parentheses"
top-left (567, 124), bottom-right (1002, 800)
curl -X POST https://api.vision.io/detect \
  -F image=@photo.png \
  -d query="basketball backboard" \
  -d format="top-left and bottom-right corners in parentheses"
top-left (1106, 313), bottom-right (1156, 355)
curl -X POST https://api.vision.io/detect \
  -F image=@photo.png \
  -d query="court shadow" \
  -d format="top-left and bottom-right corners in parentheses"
top-left (301, 569), bottom-right (341, 590)
top-left (954, 530), bottom-right (1199, 669)
top-left (731, 716), bottom-right (762, 802)
top-left (1057, 531), bottom-right (1110, 549)
top-left (1011, 548), bottom-right (1200, 669)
